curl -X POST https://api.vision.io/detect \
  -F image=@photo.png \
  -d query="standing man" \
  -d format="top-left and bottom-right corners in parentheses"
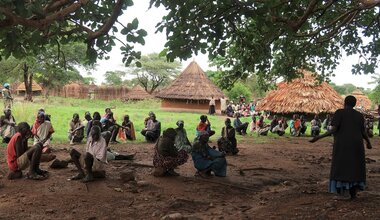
top-left (208, 96), bottom-right (216, 115)
top-left (2, 83), bottom-right (13, 109)
top-left (310, 96), bottom-right (372, 200)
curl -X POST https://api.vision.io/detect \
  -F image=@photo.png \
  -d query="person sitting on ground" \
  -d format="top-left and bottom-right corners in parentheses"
top-left (323, 114), bottom-right (333, 132)
top-left (144, 111), bottom-right (155, 128)
top-left (174, 120), bottom-right (192, 153)
top-left (218, 118), bottom-right (238, 155)
top-left (290, 114), bottom-right (302, 136)
top-left (7, 122), bottom-right (48, 180)
top-left (32, 112), bottom-right (54, 153)
top-left (196, 115), bottom-right (215, 137)
top-left (311, 114), bottom-right (322, 137)
top-left (119, 115), bottom-right (136, 141)
top-left (250, 116), bottom-right (257, 132)
top-left (270, 115), bottom-right (279, 133)
top-left (141, 113), bottom-right (161, 142)
top-left (256, 116), bottom-right (271, 136)
top-left (233, 113), bottom-right (249, 135)
top-left (153, 128), bottom-right (189, 177)
top-left (0, 108), bottom-right (16, 143)
top-left (271, 115), bottom-right (287, 136)
top-left (68, 113), bottom-right (85, 145)
top-left (226, 104), bottom-right (234, 117)
top-left (86, 111), bottom-right (101, 138)
top-left (82, 111), bottom-right (92, 138)
top-left (103, 107), bottom-right (112, 118)
top-left (192, 131), bottom-right (227, 178)
top-left (69, 126), bottom-right (107, 182)
top-left (300, 115), bottom-right (307, 135)
top-left (100, 112), bottom-right (119, 144)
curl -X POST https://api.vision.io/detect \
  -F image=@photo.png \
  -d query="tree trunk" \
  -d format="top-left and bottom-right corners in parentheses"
top-left (23, 63), bottom-right (33, 102)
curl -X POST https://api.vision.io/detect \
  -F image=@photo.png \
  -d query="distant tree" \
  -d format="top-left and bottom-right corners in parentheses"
top-left (369, 85), bottom-right (380, 105)
top-left (104, 70), bottom-right (127, 86)
top-left (225, 82), bottom-right (252, 103)
top-left (330, 83), bottom-right (357, 95)
top-left (132, 53), bottom-right (181, 94)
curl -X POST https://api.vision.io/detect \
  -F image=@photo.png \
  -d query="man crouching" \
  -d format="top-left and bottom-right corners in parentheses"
top-left (7, 122), bottom-right (48, 180)
top-left (69, 125), bottom-right (107, 182)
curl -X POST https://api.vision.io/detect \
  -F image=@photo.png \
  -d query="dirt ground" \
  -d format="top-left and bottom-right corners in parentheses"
top-left (0, 136), bottom-right (379, 220)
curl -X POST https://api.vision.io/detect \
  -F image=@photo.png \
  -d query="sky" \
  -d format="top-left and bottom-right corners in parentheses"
top-left (86, 0), bottom-right (376, 90)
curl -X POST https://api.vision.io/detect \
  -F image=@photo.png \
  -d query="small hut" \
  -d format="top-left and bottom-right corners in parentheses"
top-left (16, 80), bottom-right (43, 96)
top-left (256, 70), bottom-right (343, 114)
top-left (125, 85), bottom-right (153, 101)
top-left (156, 61), bottom-right (225, 113)
top-left (350, 90), bottom-right (372, 109)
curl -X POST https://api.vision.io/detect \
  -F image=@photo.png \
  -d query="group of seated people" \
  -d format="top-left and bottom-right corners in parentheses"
top-left (3, 108), bottom-right (238, 182)
top-left (225, 101), bottom-right (257, 118)
top-left (247, 113), bottom-right (335, 137)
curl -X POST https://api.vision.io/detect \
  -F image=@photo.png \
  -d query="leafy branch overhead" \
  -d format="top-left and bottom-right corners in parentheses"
top-left (151, 0), bottom-right (380, 88)
top-left (0, 0), bottom-right (147, 65)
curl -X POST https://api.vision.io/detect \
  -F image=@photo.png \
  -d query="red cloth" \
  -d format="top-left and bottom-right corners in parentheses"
top-left (31, 120), bottom-right (40, 135)
top-left (197, 122), bottom-right (208, 131)
top-left (294, 119), bottom-right (301, 129)
top-left (7, 132), bottom-right (22, 171)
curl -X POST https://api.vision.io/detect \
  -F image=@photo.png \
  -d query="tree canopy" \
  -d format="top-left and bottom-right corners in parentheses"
top-left (104, 70), bottom-right (127, 86)
top-left (151, 0), bottom-right (380, 88)
top-left (0, 0), bottom-right (147, 66)
top-left (132, 53), bottom-right (181, 94)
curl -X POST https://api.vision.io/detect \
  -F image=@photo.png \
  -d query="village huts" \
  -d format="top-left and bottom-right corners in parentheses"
top-left (16, 80), bottom-right (43, 96)
top-left (256, 70), bottom-right (343, 114)
top-left (124, 85), bottom-right (153, 101)
top-left (156, 61), bottom-right (225, 113)
top-left (351, 90), bottom-right (372, 109)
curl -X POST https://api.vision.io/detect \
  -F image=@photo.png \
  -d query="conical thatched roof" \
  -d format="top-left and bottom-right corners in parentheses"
top-left (351, 90), bottom-right (372, 109)
top-left (256, 70), bottom-right (343, 114)
top-left (156, 61), bottom-right (225, 100)
top-left (16, 80), bottom-right (43, 91)
top-left (125, 85), bottom-right (153, 100)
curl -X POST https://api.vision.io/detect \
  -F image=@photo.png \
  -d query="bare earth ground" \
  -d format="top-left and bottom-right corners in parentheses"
top-left (0, 136), bottom-right (380, 220)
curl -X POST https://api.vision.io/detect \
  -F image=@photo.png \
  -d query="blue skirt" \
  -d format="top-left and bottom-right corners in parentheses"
top-left (328, 179), bottom-right (365, 193)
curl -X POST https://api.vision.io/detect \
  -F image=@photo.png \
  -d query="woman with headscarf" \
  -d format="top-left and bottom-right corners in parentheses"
top-left (310, 96), bottom-right (372, 200)
top-left (153, 128), bottom-right (188, 177)
top-left (174, 120), bottom-right (192, 153)
top-left (192, 131), bottom-right (227, 178)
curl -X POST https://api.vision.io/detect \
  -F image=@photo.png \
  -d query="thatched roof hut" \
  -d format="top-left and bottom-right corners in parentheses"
top-left (16, 80), bottom-right (43, 96)
top-left (256, 70), bottom-right (343, 114)
top-left (156, 61), bottom-right (225, 113)
top-left (125, 85), bottom-right (153, 101)
top-left (351, 90), bottom-right (372, 109)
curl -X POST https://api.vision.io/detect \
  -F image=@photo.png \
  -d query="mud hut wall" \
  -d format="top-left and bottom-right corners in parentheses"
top-left (161, 99), bottom-right (222, 113)
top-left (94, 87), bottom-right (129, 100)
top-left (63, 85), bottom-right (89, 99)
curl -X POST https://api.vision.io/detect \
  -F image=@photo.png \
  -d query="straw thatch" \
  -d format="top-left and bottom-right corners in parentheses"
top-left (125, 85), bottom-right (153, 100)
top-left (156, 61), bottom-right (225, 100)
top-left (256, 70), bottom-right (343, 114)
top-left (350, 90), bottom-right (372, 109)
top-left (16, 80), bottom-right (43, 92)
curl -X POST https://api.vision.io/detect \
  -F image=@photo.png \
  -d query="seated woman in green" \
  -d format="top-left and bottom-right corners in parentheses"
top-left (174, 120), bottom-right (192, 153)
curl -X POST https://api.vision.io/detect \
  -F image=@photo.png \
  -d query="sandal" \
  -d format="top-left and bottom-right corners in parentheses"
top-left (69, 173), bottom-right (85, 181)
top-left (27, 172), bottom-right (46, 180)
top-left (36, 169), bottom-right (49, 177)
